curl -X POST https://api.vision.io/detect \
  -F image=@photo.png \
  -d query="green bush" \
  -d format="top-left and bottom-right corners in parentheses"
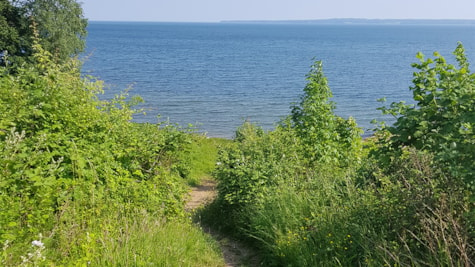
top-left (209, 61), bottom-right (366, 265)
top-left (214, 61), bottom-right (363, 214)
top-left (378, 43), bottom-right (475, 184)
top-left (289, 60), bottom-right (362, 167)
top-left (0, 42), bottom-right (192, 265)
top-left (213, 122), bottom-right (303, 228)
top-left (371, 44), bottom-right (475, 265)
top-left (211, 50), bottom-right (474, 266)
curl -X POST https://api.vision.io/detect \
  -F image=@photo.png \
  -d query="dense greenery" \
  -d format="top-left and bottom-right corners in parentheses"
top-left (0, 41), bottom-right (224, 265)
top-left (289, 60), bottom-right (362, 166)
top-left (2, 3), bottom-right (474, 263)
top-left (0, 0), bottom-right (87, 67)
top-left (379, 43), bottom-right (475, 184)
top-left (1, 0), bottom-right (27, 65)
top-left (205, 45), bottom-right (475, 266)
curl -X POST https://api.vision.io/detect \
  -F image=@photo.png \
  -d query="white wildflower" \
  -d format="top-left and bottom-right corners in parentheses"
top-left (31, 240), bottom-right (44, 248)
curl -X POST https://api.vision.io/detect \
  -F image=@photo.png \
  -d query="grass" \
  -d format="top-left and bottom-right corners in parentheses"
top-left (90, 136), bottom-right (231, 266)
top-left (2, 210), bottom-right (226, 266)
top-left (85, 136), bottom-right (231, 266)
top-left (1, 134), bottom-right (234, 266)
top-left (187, 135), bottom-right (232, 185)
top-left (92, 214), bottom-right (225, 267)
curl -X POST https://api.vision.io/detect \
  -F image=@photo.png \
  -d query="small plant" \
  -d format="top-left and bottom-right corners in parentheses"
top-left (289, 60), bottom-right (362, 167)
top-left (20, 236), bottom-right (46, 266)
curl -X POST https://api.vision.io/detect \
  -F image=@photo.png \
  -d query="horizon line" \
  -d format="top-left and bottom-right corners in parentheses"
top-left (86, 18), bottom-right (475, 25)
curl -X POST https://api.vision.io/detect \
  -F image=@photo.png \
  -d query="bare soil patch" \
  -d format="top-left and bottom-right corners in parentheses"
top-left (185, 179), bottom-right (217, 211)
top-left (186, 180), bottom-right (260, 267)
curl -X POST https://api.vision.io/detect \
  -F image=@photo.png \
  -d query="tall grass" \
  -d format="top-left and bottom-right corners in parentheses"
top-left (242, 149), bottom-right (474, 266)
top-left (93, 213), bottom-right (225, 267)
top-left (244, 167), bottom-right (365, 266)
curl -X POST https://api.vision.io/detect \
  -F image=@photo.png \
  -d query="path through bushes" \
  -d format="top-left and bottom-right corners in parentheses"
top-left (186, 180), bottom-right (259, 267)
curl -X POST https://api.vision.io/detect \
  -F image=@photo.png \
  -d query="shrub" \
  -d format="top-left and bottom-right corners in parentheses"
top-left (210, 61), bottom-right (365, 264)
top-left (214, 122), bottom-right (302, 210)
top-left (360, 148), bottom-right (474, 266)
top-left (289, 60), bottom-right (362, 167)
top-left (0, 42), bottom-right (191, 265)
top-left (369, 43), bottom-right (475, 265)
top-left (378, 43), bottom-right (475, 185)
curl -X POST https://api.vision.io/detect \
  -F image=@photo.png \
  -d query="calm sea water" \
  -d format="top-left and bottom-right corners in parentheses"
top-left (83, 22), bottom-right (475, 138)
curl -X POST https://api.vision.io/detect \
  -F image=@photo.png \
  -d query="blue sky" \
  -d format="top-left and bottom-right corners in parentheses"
top-left (80, 0), bottom-right (475, 22)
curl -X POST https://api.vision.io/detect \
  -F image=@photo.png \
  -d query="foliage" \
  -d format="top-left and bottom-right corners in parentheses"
top-left (373, 45), bottom-right (475, 259)
top-left (0, 42), bottom-right (194, 265)
top-left (214, 122), bottom-right (303, 210)
top-left (212, 62), bottom-right (363, 223)
top-left (289, 60), bottom-right (362, 167)
top-left (378, 43), bottom-right (475, 184)
top-left (366, 45), bottom-right (475, 265)
top-left (0, 0), bottom-right (87, 67)
top-left (24, 0), bottom-right (88, 61)
top-left (210, 49), bottom-right (474, 266)
top-left (358, 148), bottom-right (473, 266)
top-left (0, 0), bottom-right (30, 67)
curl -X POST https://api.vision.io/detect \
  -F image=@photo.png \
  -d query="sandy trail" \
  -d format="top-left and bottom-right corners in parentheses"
top-left (186, 180), bottom-right (259, 267)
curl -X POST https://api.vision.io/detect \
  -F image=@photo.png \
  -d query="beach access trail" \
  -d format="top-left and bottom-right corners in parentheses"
top-left (186, 179), bottom-right (260, 267)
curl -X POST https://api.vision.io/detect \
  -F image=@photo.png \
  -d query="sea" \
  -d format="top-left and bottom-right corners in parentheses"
top-left (82, 21), bottom-right (475, 138)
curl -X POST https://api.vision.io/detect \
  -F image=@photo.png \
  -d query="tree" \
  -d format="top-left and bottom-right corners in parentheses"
top-left (0, 0), bottom-right (30, 66)
top-left (0, 0), bottom-right (87, 66)
top-left (23, 0), bottom-right (88, 62)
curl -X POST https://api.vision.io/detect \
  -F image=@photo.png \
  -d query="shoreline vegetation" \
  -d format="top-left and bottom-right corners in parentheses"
top-left (1, 1), bottom-right (474, 264)
top-left (197, 45), bottom-right (475, 266)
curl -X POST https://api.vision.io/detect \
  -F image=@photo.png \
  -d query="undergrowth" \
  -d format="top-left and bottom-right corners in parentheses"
top-left (2, 27), bottom-right (474, 267)
top-left (0, 41), bottom-right (224, 266)
top-left (205, 46), bottom-right (475, 266)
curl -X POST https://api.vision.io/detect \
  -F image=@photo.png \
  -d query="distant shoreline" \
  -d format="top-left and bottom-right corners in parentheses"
top-left (220, 18), bottom-right (475, 26)
top-left (87, 19), bottom-right (475, 26)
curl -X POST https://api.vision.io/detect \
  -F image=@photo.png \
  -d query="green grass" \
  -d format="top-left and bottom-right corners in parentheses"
top-left (92, 214), bottom-right (225, 267)
top-left (187, 135), bottom-right (232, 185)
top-left (89, 136), bottom-right (231, 266)
top-left (2, 210), bottom-right (226, 266)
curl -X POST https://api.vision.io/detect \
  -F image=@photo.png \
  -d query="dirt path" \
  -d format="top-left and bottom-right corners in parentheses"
top-left (185, 179), bottom-right (217, 211)
top-left (185, 180), bottom-right (260, 267)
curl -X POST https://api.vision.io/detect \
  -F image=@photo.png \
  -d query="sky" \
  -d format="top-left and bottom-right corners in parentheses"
top-left (80, 0), bottom-right (475, 22)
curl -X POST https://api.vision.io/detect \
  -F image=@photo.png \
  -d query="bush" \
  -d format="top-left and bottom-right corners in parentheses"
top-left (211, 50), bottom-right (475, 266)
top-left (378, 43), bottom-right (475, 185)
top-left (289, 60), bottom-right (362, 167)
top-left (0, 42), bottom-right (191, 265)
top-left (209, 61), bottom-right (365, 265)
top-left (213, 122), bottom-right (303, 225)
top-left (372, 44), bottom-right (475, 265)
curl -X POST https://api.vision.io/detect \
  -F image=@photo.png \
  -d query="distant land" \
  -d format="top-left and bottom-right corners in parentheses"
top-left (221, 18), bottom-right (475, 25)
